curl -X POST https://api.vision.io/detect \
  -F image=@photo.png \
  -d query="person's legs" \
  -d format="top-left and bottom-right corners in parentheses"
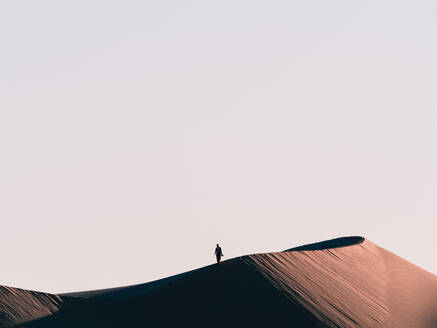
top-left (216, 255), bottom-right (220, 264)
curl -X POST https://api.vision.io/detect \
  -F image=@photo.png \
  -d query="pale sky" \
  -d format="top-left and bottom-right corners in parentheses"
top-left (1, 1), bottom-right (436, 293)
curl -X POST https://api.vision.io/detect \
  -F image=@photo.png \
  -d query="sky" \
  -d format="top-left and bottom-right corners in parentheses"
top-left (0, 1), bottom-right (436, 293)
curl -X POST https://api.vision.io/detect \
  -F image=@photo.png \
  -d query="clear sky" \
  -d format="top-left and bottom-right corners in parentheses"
top-left (1, 1), bottom-right (436, 293)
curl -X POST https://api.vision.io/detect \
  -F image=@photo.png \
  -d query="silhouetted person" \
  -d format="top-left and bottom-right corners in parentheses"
top-left (215, 244), bottom-right (223, 264)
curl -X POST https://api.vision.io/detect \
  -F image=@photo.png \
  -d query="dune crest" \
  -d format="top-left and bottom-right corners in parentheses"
top-left (1, 237), bottom-right (436, 328)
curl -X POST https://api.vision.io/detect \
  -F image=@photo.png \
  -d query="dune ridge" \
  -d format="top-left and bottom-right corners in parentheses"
top-left (1, 237), bottom-right (436, 328)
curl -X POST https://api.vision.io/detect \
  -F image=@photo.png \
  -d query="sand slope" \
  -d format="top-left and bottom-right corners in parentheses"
top-left (0, 286), bottom-right (61, 327)
top-left (2, 237), bottom-right (436, 328)
top-left (244, 238), bottom-right (437, 327)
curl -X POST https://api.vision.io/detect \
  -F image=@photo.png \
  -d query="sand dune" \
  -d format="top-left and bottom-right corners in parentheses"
top-left (2, 237), bottom-right (436, 327)
top-left (0, 286), bottom-right (61, 327)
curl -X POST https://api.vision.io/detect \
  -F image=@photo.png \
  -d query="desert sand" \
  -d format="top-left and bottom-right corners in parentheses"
top-left (2, 236), bottom-right (436, 327)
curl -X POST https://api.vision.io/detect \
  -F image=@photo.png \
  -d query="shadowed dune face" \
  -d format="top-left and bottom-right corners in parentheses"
top-left (20, 260), bottom-right (319, 328)
top-left (284, 236), bottom-right (365, 251)
top-left (2, 237), bottom-right (437, 328)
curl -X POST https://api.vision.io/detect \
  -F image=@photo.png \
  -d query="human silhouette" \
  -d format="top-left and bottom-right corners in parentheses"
top-left (214, 244), bottom-right (223, 264)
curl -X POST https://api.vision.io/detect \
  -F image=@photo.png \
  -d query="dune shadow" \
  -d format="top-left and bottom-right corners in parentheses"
top-left (18, 258), bottom-right (325, 328)
top-left (284, 236), bottom-right (365, 252)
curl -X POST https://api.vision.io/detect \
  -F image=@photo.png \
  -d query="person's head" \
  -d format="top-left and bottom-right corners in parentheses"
top-left (216, 244), bottom-right (219, 247)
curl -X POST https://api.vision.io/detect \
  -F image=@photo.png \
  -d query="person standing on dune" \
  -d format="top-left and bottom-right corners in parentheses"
top-left (215, 244), bottom-right (223, 264)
